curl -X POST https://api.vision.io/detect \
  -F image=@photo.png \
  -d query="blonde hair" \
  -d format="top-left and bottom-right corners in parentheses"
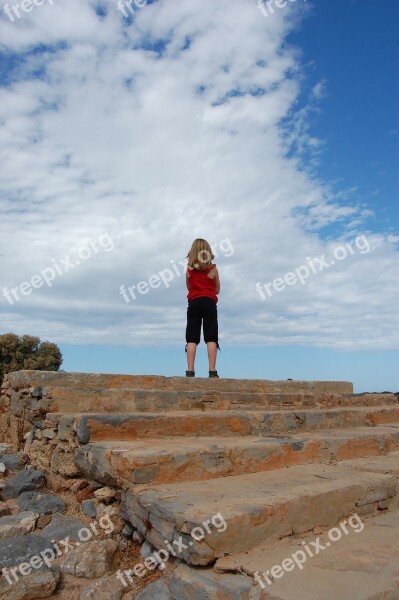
top-left (186, 238), bottom-right (214, 271)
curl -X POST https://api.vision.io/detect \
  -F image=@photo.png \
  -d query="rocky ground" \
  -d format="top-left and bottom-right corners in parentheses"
top-left (0, 444), bottom-right (162, 600)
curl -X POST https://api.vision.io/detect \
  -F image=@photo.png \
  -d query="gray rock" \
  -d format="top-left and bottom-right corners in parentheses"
top-left (0, 452), bottom-right (26, 472)
top-left (0, 566), bottom-right (60, 600)
top-left (0, 511), bottom-right (38, 540)
top-left (80, 573), bottom-right (127, 600)
top-left (0, 533), bottom-right (50, 571)
top-left (121, 522), bottom-right (135, 537)
top-left (60, 539), bottom-right (118, 578)
top-left (168, 564), bottom-right (254, 600)
top-left (31, 386), bottom-right (43, 398)
top-left (41, 512), bottom-right (86, 544)
top-left (140, 539), bottom-right (155, 560)
top-left (136, 578), bottom-right (172, 600)
top-left (18, 491), bottom-right (65, 515)
top-left (76, 417), bottom-right (92, 445)
top-left (82, 499), bottom-right (97, 518)
top-left (133, 530), bottom-right (144, 543)
top-left (42, 429), bottom-right (56, 439)
top-left (3, 468), bottom-right (45, 499)
top-left (88, 479), bottom-right (106, 490)
top-left (74, 445), bottom-right (117, 487)
top-left (58, 415), bottom-right (75, 441)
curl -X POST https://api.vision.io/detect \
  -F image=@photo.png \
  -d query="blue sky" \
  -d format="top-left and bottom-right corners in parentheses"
top-left (0, 0), bottom-right (398, 392)
top-left (287, 0), bottom-right (398, 234)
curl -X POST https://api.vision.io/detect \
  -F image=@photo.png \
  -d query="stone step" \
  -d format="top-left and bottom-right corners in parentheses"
top-left (221, 510), bottom-right (399, 599)
top-left (193, 509), bottom-right (398, 600)
top-left (48, 405), bottom-right (399, 444)
top-left (336, 449), bottom-right (399, 476)
top-left (74, 425), bottom-right (399, 487)
top-left (120, 460), bottom-right (398, 566)
top-left (6, 370), bottom-right (354, 394)
top-left (136, 510), bottom-right (399, 599)
top-left (31, 388), bottom-right (398, 414)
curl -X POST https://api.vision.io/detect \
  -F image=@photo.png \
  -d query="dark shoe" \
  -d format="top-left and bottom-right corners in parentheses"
top-left (186, 371), bottom-right (195, 377)
top-left (209, 371), bottom-right (219, 378)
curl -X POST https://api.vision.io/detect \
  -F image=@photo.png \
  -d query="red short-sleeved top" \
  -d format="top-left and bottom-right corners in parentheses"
top-left (187, 265), bottom-right (218, 303)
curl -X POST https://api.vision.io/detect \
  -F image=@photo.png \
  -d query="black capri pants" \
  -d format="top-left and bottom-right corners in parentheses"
top-left (185, 297), bottom-right (220, 348)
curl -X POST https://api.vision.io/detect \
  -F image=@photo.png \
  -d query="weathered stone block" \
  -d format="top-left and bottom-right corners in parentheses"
top-left (41, 512), bottom-right (86, 544)
top-left (0, 566), bottom-right (60, 600)
top-left (51, 446), bottom-right (80, 477)
top-left (168, 564), bottom-right (254, 600)
top-left (136, 578), bottom-right (172, 600)
top-left (17, 491), bottom-right (65, 515)
top-left (0, 511), bottom-right (38, 540)
top-left (3, 468), bottom-right (45, 499)
top-left (60, 539), bottom-right (118, 578)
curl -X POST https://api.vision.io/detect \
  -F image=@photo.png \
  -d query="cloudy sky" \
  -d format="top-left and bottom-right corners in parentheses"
top-left (0, 0), bottom-right (398, 390)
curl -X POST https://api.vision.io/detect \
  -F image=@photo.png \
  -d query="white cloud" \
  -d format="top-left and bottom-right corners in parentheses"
top-left (0, 0), bottom-right (397, 350)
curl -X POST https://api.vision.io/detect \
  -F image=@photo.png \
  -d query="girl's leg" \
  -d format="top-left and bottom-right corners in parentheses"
top-left (186, 343), bottom-right (197, 371)
top-left (206, 342), bottom-right (217, 371)
top-left (203, 299), bottom-right (219, 372)
top-left (186, 300), bottom-right (201, 374)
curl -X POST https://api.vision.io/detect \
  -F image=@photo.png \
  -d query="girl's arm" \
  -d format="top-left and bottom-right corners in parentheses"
top-left (214, 269), bottom-right (220, 294)
top-left (208, 266), bottom-right (220, 294)
top-left (186, 265), bottom-right (193, 291)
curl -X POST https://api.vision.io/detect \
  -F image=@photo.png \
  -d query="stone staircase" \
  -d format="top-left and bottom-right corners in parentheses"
top-left (1, 371), bottom-right (399, 599)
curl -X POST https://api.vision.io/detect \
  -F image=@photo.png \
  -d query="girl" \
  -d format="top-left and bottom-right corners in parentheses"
top-left (185, 238), bottom-right (220, 378)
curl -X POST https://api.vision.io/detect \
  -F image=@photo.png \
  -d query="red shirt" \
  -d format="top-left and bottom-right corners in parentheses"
top-left (187, 265), bottom-right (218, 303)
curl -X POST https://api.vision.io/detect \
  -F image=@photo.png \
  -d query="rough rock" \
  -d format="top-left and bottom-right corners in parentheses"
top-left (42, 429), bottom-right (56, 439)
top-left (3, 468), bottom-right (45, 499)
top-left (1, 452), bottom-right (26, 471)
top-left (94, 486), bottom-right (117, 502)
top-left (81, 499), bottom-right (97, 518)
top-left (80, 573), bottom-right (127, 600)
top-left (0, 511), bottom-right (38, 540)
top-left (0, 566), bottom-right (60, 600)
top-left (58, 415), bottom-right (75, 442)
top-left (168, 564), bottom-right (255, 600)
top-left (18, 491), bottom-right (65, 515)
top-left (41, 512), bottom-right (86, 544)
top-left (51, 446), bottom-right (81, 477)
top-left (133, 530), bottom-right (144, 544)
top-left (60, 539), bottom-right (118, 578)
top-left (140, 539), bottom-right (155, 561)
top-left (136, 578), bottom-right (172, 600)
top-left (74, 445), bottom-right (118, 487)
top-left (121, 522), bottom-right (135, 537)
top-left (0, 533), bottom-right (51, 571)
